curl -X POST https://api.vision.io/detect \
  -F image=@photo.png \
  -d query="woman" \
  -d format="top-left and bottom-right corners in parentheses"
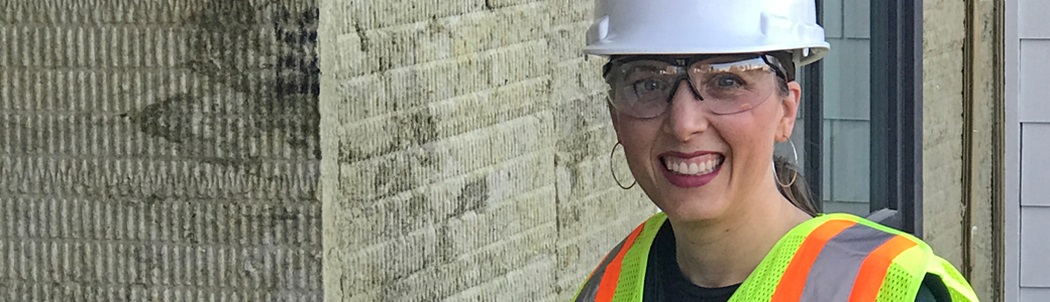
top-left (573, 1), bottom-right (978, 301)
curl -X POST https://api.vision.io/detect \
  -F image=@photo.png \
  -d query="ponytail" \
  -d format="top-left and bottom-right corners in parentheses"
top-left (774, 156), bottom-right (820, 217)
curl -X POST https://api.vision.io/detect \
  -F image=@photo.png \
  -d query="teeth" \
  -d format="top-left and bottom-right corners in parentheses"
top-left (664, 156), bottom-right (722, 175)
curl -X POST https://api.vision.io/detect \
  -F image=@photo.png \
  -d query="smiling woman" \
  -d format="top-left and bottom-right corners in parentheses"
top-left (573, 0), bottom-right (978, 301)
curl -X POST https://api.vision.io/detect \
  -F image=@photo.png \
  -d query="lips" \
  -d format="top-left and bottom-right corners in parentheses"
top-left (659, 151), bottom-right (724, 187)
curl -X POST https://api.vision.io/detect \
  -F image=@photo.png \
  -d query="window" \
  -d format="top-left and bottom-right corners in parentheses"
top-left (779, 0), bottom-right (923, 234)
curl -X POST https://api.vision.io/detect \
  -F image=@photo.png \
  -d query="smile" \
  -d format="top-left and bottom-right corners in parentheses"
top-left (662, 153), bottom-right (724, 176)
top-left (659, 152), bottom-right (725, 188)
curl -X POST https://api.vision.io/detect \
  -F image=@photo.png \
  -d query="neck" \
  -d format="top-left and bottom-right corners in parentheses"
top-left (670, 189), bottom-right (811, 288)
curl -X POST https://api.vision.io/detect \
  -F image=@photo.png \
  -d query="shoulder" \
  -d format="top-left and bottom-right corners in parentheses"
top-left (761, 213), bottom-right (934, 300)
top-left (801, 213), bottom-right (936, 279)
top-left (804, 213), bottom-right (936, 256)
top-left (805, 213), bottom-right (934, 254)
top-left (798, 213), bottom-right (978, 301)
top-left (775, 212), bottom-right (937, 277)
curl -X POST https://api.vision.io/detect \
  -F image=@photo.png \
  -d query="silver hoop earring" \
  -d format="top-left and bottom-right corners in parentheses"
top-left (774, 139), bottom-right (799, 188)
top-left (610, 141), bottom-right (636, 190)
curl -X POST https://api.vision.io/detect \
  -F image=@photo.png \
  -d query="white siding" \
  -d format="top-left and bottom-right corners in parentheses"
top-left (1019, 0), bottom-right (1050, 39)
top-left (1019, 41), bottom-right (1050, 122)
top-left (1021, 288), bottom-right (1050, 301)
top-left (1010, 0), bottom-right (1050, 299)
top-left (1021, 124), bottom-right (1050, 207)
top-left (1021, 207), bottom-right (1050, 287)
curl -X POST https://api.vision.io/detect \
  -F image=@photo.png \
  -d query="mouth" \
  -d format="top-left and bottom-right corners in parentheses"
top-left (660, 152), bottom-right (725, 176)
top-left (658, 151), bottom-right (725, 188)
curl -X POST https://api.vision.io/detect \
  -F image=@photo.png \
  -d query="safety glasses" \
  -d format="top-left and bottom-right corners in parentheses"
top-left (603, 54), bottom-right (789, 118)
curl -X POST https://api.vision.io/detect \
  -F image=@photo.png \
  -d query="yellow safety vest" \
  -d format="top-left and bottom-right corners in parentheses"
top-left (573, 213), bottom-right (978, 301)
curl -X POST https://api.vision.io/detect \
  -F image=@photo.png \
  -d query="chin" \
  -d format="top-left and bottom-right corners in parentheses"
top-left (650, 189), bottom-right (733, 223)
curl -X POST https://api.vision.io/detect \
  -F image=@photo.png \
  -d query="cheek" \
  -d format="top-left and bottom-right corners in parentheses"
top-left (714, 118), bottom-right (776, 160)
top-left (613, 119), bottom-right (661, 166)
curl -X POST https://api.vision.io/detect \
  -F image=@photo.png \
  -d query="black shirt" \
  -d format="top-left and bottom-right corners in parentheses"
top-left (642, 220), bottom-right (950, 302)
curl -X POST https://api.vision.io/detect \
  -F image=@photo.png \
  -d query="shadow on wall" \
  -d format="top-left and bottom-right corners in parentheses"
top-left (128, 0), bottom-right (321, 166)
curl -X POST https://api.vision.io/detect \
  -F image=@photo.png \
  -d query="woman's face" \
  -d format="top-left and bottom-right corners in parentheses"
top-left (609, 55), bottom-right (801, 223)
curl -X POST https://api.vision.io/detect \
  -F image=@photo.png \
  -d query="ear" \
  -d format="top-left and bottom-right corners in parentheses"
top-left (776, 81), bottom-right (802, 142)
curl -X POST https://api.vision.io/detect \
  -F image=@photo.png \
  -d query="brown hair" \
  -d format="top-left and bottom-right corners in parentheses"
top-left (774, 156), bottom-right (820, 216)
top-left (769, 51), bottom-right (814, 216)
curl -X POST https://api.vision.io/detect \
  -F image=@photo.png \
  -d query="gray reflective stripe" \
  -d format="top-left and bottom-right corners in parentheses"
top-left (574, 237), bottom-right (628, 302)
top-left (799, 223), bottom-right (897, 301)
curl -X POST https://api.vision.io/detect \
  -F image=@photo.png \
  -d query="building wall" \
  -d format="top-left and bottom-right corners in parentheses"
top-left (318, 0), bottom-right (655, 301)
top-left (1011, 0), bottom-right (1050, 300)
top-left (0, 0), bottom-right (1009, 301)
top-left (0, 0), bottom-right (323, 300)
top-left (1006, 1), bottom-right (1021, 300)
top-left (922, 0), bottom-right (967, 271)
top-left (963, 0), bottom-right (1002, 300)
top-left (922, 0), bottom-right (1003, 301)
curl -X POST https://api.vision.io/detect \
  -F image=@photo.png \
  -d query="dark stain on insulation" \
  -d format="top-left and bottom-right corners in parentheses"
top-left (129, 0), bottom-right (321, 164)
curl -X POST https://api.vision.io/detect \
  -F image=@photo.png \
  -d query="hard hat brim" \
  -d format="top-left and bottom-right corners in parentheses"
top-left (584, 43), bottom-right (830, 66)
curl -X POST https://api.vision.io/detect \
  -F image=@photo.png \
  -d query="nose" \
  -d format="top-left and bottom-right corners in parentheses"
top-left (663, 79), bottom-right (709, 142)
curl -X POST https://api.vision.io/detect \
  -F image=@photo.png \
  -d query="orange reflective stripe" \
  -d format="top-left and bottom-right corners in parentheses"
top-left (770, 219), bottom-right (856, 302)
top-left (594, 222), bottom-right (646, 302)
top-left (847, 235), bottom-right (918, 302)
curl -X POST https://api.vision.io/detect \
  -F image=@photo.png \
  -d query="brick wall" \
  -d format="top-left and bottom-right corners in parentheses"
top-left (0, 0), bottom-right (322, 300)
top-left (318, 0), bottom-right (655, 301)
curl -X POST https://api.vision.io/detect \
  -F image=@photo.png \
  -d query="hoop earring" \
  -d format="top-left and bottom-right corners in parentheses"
top-left (774, 139), bottom-right (799, 188)
top-left (610, 141), bottom-right (636, 190)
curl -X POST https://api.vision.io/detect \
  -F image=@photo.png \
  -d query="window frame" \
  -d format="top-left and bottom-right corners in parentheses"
top-left (868, 0), bottom-right (924, 236)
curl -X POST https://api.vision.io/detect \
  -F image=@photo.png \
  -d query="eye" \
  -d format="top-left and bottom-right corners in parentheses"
top-left (711, 73), bottom-right (746, 88)
top-left (632, 79), bottom-right (667, 95)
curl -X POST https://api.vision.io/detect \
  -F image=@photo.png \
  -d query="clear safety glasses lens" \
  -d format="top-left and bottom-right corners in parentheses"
top-left (605, 56), bottom-right (780, 118)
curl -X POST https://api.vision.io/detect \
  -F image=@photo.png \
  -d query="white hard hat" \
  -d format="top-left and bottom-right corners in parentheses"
top-left (584, 0), bottom-right (830, 65)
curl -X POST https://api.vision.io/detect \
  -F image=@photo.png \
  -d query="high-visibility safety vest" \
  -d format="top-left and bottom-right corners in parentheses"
top-left (574, 212), bottom-right (978, 302)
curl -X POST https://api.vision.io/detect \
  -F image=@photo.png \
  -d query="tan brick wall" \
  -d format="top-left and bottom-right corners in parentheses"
top-left (0, 0), bottom-right (322, 300)
top-left (318, 0), bottom-right (655, 301)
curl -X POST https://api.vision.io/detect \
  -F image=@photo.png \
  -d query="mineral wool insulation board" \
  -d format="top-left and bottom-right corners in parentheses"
top-left (0, 1), bottom-right (323, 300)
